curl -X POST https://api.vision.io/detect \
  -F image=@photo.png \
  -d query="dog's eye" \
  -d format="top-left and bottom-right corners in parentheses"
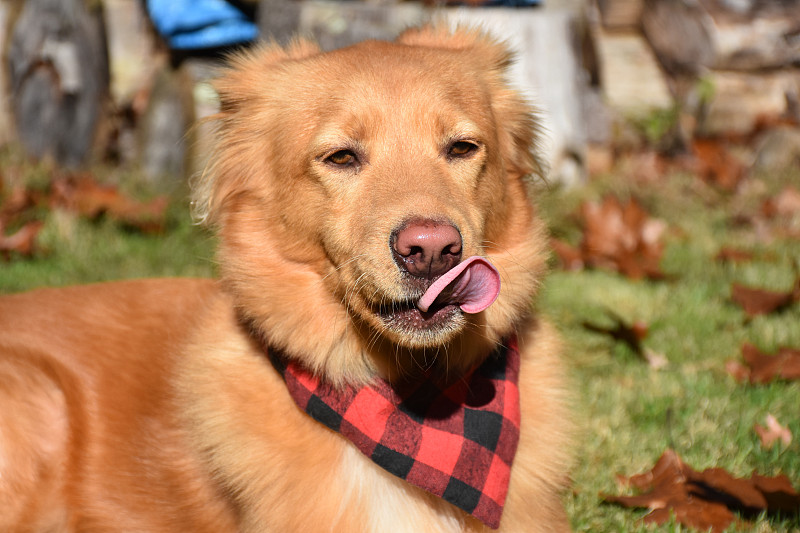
top-left (448, 141), bottom-right (479, 159)
top-left (325, 149), bottom-right (358, 167)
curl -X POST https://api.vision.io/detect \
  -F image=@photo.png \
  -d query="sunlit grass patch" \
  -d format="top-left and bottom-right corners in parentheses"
top-left (539, 169), bottom-right (800, 532)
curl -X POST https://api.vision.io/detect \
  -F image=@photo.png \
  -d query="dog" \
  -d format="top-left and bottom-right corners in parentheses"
top-left (0, 25), bottom-right (572, 532)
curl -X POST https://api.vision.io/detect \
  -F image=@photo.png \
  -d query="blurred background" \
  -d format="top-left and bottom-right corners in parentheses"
top-left (1, 0), bottom-right (797, 190)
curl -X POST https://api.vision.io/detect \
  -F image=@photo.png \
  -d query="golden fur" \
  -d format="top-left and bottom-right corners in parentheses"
top-left (0, 26), bottom-right (572, 532)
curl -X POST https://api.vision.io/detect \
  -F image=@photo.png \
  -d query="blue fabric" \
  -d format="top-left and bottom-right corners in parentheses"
top-left (146, 0), bottom-right (258, 50)
top-left (476, 0), bottom-right (541, 5)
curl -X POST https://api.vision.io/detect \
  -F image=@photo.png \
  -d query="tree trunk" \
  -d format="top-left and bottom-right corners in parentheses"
top-left (596, 0), bottom-right (643, 29)
top-left (642, 0), bottom-right (800, 74)
top-left (6, 0), bottom-right (109, 168)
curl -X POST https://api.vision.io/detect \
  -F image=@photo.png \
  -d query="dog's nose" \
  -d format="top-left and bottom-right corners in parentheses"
top-left (391, 219), bottom-right (463, 279)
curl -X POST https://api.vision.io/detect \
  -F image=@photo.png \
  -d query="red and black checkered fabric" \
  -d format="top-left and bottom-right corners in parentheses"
top-left (269, 337), bottom-right (521, 529)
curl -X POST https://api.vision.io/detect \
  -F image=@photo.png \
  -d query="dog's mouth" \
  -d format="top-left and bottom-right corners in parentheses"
top-left (371, 256), bottom-right (501, 337)
top-left (377, 299), bottom-right (461, 332)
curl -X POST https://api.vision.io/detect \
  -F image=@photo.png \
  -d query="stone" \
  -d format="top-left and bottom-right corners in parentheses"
top-left (752, 127), bottom-right (800, 174)
top-left (700, 71), bottom-right (800, 136)
top-left (593, 28), bottom-right (674, 116)
top-left (642, 0), bottom-right (800, 73)
top-left (6, 0), bottom-right (109, 167)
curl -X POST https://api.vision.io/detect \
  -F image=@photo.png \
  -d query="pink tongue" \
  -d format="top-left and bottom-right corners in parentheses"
top-left (417, 256), bottom-right (501, 314)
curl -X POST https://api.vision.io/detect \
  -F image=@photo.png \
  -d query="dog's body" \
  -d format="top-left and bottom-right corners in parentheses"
top-left (0, 26), bottom-right (572, 532)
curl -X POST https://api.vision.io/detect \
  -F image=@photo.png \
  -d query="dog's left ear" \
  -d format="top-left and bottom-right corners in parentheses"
top-left (397, 25), bottom-right (545, 182)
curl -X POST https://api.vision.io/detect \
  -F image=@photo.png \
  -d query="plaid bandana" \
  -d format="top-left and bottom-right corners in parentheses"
top-left (269, 337), bottom-right (521, 529)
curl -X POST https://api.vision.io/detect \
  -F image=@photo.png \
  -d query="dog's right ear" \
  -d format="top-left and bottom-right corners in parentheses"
top-left (213, 38), bottom-right (320, 113)
top-left (192, 38), bottom-right (321, 226)
top-left (397, 24), bottom-right (514, 72)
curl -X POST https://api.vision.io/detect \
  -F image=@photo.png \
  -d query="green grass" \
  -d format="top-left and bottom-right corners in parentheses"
top-left (1, 159), bottom-right (799, 532)
top-left (0, 154), bottom-right (217, 291)
top-left (0, 206), bottom-right (216, 291)
top-left (537, 170), bottom-right (800, 532)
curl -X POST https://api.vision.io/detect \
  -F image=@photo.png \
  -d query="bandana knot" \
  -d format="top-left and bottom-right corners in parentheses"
top-left (269, 338), bottom-right (521, 530)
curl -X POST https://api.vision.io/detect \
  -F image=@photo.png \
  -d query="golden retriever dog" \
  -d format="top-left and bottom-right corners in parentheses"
top-left (0, 25), bottom-right (572, 532)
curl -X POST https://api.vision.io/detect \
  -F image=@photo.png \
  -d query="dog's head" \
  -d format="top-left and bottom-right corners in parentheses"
top-left (194, 25), bottom-right (549, 385)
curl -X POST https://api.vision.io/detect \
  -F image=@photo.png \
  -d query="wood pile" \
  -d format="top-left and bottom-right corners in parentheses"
top-left (4, 0), bottom-right (109, 168)
top-left (1, 0), bottom-right (797, 185)
top-left (591, 0), bottom-right (800, 177)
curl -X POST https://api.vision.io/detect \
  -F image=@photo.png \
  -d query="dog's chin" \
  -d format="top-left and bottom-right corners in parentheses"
top-left (367, 299), bottom-right (467, 348)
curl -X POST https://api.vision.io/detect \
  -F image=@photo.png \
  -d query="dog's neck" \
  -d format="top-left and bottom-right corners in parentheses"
top-left (355, 322), bottom-right (501, 387)
top-left (250, 312), bottom-right (502, 389)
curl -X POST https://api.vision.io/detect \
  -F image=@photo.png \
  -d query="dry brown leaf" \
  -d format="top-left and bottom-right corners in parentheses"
top-left (582, 310), bottom-right (660, 365)
top-left (0, 171), bottom-right (169, 262)
top-left (603, 449), bottom-right (800, 532)
top-left (754, 414), bottom-right (792, 449)
top-left (750, 473), bottom-right (800, 513)
top-left (715, 247), bottom-right (755, 263)
top-left (603, 449), bottom-right (737, 532)
top-left (643, 500), bottom-right (735, 532)
top-left (727, 343), bottom-right (800, 384)
top-left (690, 138), bottom-right (746, 191)
top-left (579, 195), bottom-right (667, 280)
top-left (0, 186), bottom-right (35, 227)
top-left (643, 348), bottom-right (669, 370)
top-left (550, 238), bottom-right (584, 271)
top-left (0, 221), bottom-right (43, 260)
top-left (50, 173), bottom-right (168, 233)
top-left (0, 182), bottom-right (42, 259)
top-left (725, 359), bottom-right (750, 382)
top-left (762, 186), bottom-right (800, 219)
top-left (731, 278), bottom-right (800, 317)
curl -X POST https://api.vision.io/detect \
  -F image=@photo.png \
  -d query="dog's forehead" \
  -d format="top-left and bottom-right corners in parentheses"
top-left (297, 41), bottom-right (493, 129)
top-left (332, 40), bottom-right (481, 92)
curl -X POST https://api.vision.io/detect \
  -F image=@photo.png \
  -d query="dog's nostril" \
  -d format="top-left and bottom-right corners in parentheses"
top-left (442, 243), bottom-right (461, 256)
top-left (391, 219), bottom-right (463, 280)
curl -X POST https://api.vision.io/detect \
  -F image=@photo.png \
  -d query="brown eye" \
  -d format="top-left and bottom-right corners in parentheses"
top-left (448, 141), bottom-right (479, 158)
top-left (326, 149), bottom-right (358, 167)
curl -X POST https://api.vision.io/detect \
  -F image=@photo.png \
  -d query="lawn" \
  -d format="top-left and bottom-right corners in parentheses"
top-left (538, 168), bottom-right (800, 532)
top-left (1, 153), bottom-right (798, 532)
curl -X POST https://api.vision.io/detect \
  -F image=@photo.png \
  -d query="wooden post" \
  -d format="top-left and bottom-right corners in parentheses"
top-left (5, 0), bottom-right (109, 168)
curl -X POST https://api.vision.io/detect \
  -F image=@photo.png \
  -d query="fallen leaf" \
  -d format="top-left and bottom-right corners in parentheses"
top-left (603, 449), bottom-right (800, 532)
top-left (715, 247), bottom-right (754, 263)
top-left (731, 278), bottom-right (800, 317)
top-left (0, 186), bottom-right (35, 227)
top-left (750, 473), bottom-right (800, 513)
top-left (690, 138), bottom-right (746, 191)
top-left (754, 414), bottom-right (792, 449)
top-left (762, 186), bottom-right (800, 219)
top-left (603, 449), bottom-right (736, 532)
top-left (0, 221), bottom-right (43, 260)
top-left (730, 343), bottom-right (800, 384)
top-left (643, 348), bottom-right (669, 370)
top-left (50, 173), bottom-right (168, 233)
top-left (582, 310), bottom-right (662, 366)
top-left (643, 499), bottom-right (735, 532)
top-left (725, 359), bottom-right (750, 382)
top-left (579, 195), bottom-right (667, 280)
top-left (550, 238), bottom-right (584, 271)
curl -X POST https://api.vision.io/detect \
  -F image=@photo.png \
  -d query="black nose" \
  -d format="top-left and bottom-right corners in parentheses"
top-left (391, 219), bottom-right (462, 279)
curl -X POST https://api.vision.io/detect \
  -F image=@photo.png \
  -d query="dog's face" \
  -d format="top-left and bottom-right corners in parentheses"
top-left (196, 27), bottom-right (548, 383)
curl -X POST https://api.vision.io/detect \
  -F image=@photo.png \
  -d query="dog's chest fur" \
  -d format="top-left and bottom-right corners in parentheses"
top-left (176, 296), bottom-right (492, 532)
